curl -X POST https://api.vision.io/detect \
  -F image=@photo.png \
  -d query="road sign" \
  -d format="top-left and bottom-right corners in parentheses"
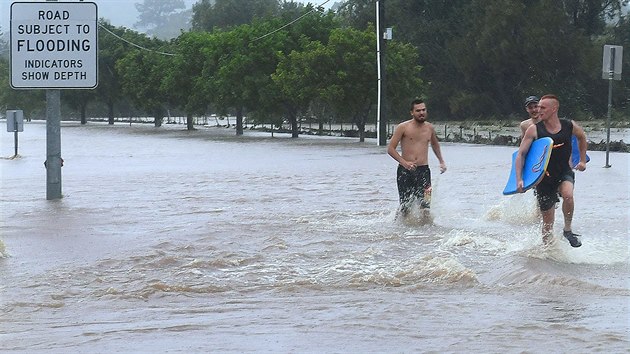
top-left (10, 1), bottom-right (98, 89)
top-left (6, 110), bottom-right (24, 132)
top-left (602, 45), bottom-right (623, 80)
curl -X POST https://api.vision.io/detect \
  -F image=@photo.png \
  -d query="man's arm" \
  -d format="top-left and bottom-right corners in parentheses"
top-left (516, 124), bottom-right (537, 192)
top-left (572, 120), bottom-right (588, 171)
top-left (430, 125), bottom-right (447, 173)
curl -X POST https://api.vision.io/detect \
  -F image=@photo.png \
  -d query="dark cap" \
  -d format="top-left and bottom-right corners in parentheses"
top-left (524, 96), bottom-right (539, 107)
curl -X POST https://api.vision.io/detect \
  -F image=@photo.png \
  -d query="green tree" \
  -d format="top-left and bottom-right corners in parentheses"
top-left (192, 0), bottom-right (280, 31)
top-left (165, 31), bottom-right (216, 130)
top-left (98, 21), bottom-right (165, 124)
top-left (273, 40), bottom-right (333, 137)
top-left (117, 41), bottom-right (174, 127)
top-left (62, 90), bottom-right (96, 124)
top-left (338, 0), bottom-right (471, 119)
top-left (267, 8), bottom-right (338, 137)
top-left (322, 27), bottom-right (378, 141)
top-left (336, 0), bottom-right (375, 29)
top-left (0, 28), bottom-right (8, 61)
top-left (272, 24), bottom-right (424, 141)
top-left (200, 20), bottom-right (289, 135)
top-left (561, 0), bottom-right (629, 36)
top-left (135, 0), bottom-right (191, 39)
top-left (324, 26), bottom-right (424, 141)
top-left (0, 58), bottom-right (46, 120)
top-left (608, 12), bottom-right (630, 114)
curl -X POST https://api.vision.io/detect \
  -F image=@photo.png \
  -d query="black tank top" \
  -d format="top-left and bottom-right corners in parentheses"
top-left (536, 118), bottom-right (573, 178)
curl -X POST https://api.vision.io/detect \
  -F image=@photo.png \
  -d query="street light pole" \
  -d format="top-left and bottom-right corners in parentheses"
top-left (376, 0), bottom-right (388, 146)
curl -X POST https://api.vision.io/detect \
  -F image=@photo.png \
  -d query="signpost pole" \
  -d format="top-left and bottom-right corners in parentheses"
top-left (13, 111), bottom-right (19, 157)
top-left (605, 68), bottom-right (613, 168)
top-left (46, 89), bottom-right (62, 200)
top-left (604, 47), bottom-right (615, 168)
top-left (601, 44), bottom-right (623, 169)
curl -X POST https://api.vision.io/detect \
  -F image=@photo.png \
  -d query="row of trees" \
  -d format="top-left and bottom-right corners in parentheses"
top-left (0, 0), bottom-right (629, 141)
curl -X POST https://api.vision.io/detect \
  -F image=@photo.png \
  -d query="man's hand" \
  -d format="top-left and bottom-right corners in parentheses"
top-left (439, 163), bottom-right (447, 174)
top-left (516, 180), bottom-right (524, 193)
top-left (574, 161), bottom-right (586, 171)
top-left (403, 161), bottom-right (416, 170)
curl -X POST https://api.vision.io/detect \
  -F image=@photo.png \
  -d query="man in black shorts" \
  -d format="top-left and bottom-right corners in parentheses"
top-left (388, 99), bottom-right (447, 217)
top-left (396, 164), bottom-right (432, 214)
top-left (516, 94), bottom-right (588, 247)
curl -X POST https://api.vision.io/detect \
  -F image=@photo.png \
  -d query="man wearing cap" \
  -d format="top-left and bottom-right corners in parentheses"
top-left (515, 94), bottom-right (588, 247)
top-left (519, 95), bottom-right (540, 138)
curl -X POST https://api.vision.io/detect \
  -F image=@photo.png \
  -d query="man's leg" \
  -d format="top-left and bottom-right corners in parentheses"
top-left (559, 180), bottom-right (575, 232)
top-left (541, 207), bottom-right (555, 244)
top-left (397, 166), bottom-right (412, 217)
top-left (536, 182), bottom-right (558, 245)
top-left (559, 180), bottom-right (581, 247)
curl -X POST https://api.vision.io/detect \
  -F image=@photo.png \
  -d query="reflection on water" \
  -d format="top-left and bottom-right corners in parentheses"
top-left (1, 122), bottom-right (628, 352)
top-left (535, 298), bottom-right (587, 324)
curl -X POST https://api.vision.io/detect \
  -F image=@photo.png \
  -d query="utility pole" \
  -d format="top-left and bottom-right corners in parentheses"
top-left (376, 0), bottom-right (388, 146)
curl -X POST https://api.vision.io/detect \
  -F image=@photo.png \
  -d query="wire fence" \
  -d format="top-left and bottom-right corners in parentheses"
top-left (51, 115), bottom-right (630, 152)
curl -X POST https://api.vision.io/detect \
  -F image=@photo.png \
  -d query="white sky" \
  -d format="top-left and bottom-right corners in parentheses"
top-left (1, 0), bottom-right (335, 35)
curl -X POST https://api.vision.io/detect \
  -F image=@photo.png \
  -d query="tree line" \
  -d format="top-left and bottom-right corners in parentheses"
top-left (0, 0), bottom-right (628, 141)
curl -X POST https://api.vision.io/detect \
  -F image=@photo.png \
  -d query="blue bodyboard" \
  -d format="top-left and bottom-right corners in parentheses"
top-left (571, 135), bottom-right (590, 168)
top-left (503, 137), bottom-right (553, 195)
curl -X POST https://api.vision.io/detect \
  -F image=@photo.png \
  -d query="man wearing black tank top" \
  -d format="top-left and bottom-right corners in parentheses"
top-left (515, 94), bottom-right (588, 247)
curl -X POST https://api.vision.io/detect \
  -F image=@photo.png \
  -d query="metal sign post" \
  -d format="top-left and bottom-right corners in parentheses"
top-left (601, 45), bottom-right (623, 168)
top-left (46, 90), bottom-right (62, 200)
top-left (6, 110), bottom-right (24, 157)
top-left (376, 0), bottom-right (391, 146)
top-left (10, 1), bottom-right (98, 200)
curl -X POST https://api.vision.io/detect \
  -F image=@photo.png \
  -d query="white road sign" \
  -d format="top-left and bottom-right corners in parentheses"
top-left (602, 45), bottom-right (623, 80)
top-left (10, 2), bottom-right (98, 89)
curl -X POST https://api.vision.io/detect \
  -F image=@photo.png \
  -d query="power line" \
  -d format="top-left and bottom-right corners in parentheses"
top-left (88, 0), bottom-right (335, 57)
top-left (99, 24), bottom-right (176, 56)
top-left (251, 0), bottom-right (333, 42)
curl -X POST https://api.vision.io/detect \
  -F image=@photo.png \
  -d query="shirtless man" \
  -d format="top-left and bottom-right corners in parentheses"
top-left (516, 94), bottom-right (587, 247)
top-left (387, 99), bottom-right (447, 216)
top-left (520, 95), bottom-right (540, 138)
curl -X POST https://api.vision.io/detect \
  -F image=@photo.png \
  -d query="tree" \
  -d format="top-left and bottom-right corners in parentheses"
top-left (192, 0), bottom-right (280, 31)
top-left (324, 26), bottom-right (424, 141)
top-left (561, 0), bottom-right (629, 36)
top-left (97, 21), bottom-right (165, 124)
top-left (62, 90), bottom-right (96, 124)
top-left (0, 58), bottom-right (46, 120)
top-left (322, 27), bottom-right (378, 141)
top-left (337, 0), bottom-right (472, 119)
top-left (272, 24), bottom-right (424, 141)
top-left (267, 8), bottom-right (339, 137)
top-left (165, 31), bottom-right (216, 130)
top-left (273, 40), bottom-right (333, 137)
top-left (336, 0), bottom-right (375, 29)
top-left (135, 0), bottom-right (191, 39)
top-left (117, 41), bottom-right (174, 127)
top-left (0, 28), bottom-right (8, 61)
top-left (607, 11), bottom-right (630, 114)
top-left (199, 20), bottom-right (289, 135)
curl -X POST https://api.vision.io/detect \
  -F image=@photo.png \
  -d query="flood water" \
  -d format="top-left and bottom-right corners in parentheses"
top-left (1, 121), bottom-right (629, 353)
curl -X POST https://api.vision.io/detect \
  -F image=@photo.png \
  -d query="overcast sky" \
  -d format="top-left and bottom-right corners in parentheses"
top-left (1, 0), bottom-right (334, 35)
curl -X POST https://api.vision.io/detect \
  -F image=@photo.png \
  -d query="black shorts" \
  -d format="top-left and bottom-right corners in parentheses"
top-left (535, 170), bottom-right (575, 211)
top-left (397, 164), bottom-right (431, 210)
